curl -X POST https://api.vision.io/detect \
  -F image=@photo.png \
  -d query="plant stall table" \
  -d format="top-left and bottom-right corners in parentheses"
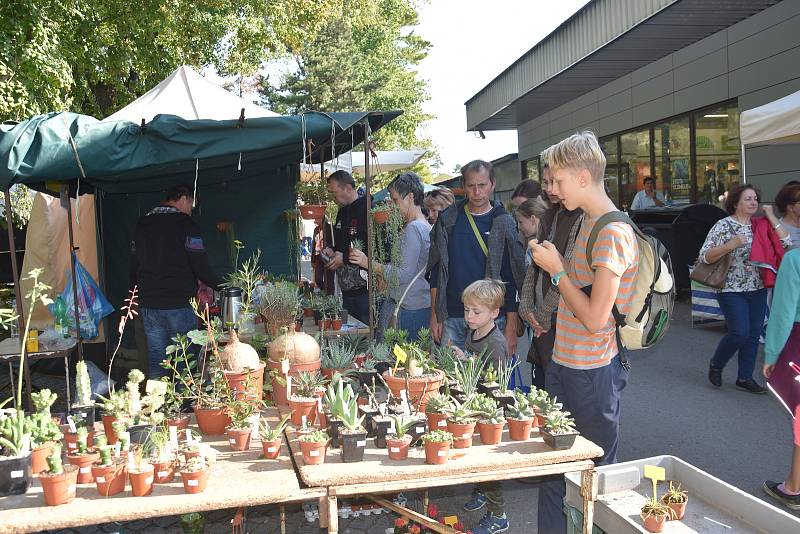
top-left (0, 336), bottom-right (77, 412)
top-left (284, 421), bottom-right (604, 534)
top-left (0, 410), bottom-right (322, 534)
top-left (300, 315), bottom-right (370, 338)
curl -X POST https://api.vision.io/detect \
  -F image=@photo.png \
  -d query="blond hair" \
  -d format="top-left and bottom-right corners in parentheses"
top-left (462, 279), bottom-right (505, 310)
top-left (541, 131), bottom-right (606, 182)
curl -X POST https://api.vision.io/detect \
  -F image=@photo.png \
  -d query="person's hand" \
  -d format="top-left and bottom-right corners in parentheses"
top-left (529, 239), bottom-right (564, 276)
top-left (322, 247), bottom-right (334, 259)
top-left (727, 235), bottom-right (747, 250)
top-left (453, 346), bottom-right (467, 361)
top-left (430, 315), bottom-right (442, 344)
top-left (763, 363), bottom-right (775, 379)
top-left (348, 248), bottom-right (368, 269)
top-left (521, 310), bottom-right (539, 329)
top-left (763, 205), bottom-right (775, 218)
top-left (503, 323), bottom-right (518, 356)
top-left (646, 189), bottom-right (656, 199)
top-left (325, 251), bottom-right (344, 270)
top-left (533, 324), bottom-right (547, 338)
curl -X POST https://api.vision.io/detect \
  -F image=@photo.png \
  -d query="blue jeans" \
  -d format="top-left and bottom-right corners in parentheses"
top-left (537, 356), bottom-right (629, 533)
top-left (342, 293), bottom-right (370, 326)
top-left (712, 289), bottom-right (768, 380)
top-left (442, 316), bottom-right (506, 351)
top-left (398, 307), bottom-right (431, 342)
top-left (141, 307), bottom-right (198, 379)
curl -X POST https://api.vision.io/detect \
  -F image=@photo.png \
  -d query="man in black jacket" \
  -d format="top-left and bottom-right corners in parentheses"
top-left (322, 170), bottom-right (370, 325)
top-left (131, 184), bottom-right (222, 378)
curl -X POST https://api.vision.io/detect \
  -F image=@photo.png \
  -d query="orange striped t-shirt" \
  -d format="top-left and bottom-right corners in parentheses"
top-left (552, 217), bottom-right (639, 369)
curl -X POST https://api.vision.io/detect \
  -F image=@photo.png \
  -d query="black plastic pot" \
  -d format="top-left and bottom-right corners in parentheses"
top-left (341, 309), bottom-right (349, 324)
top-left (407, 417), bottom-right (428, 446)
top-left (478, 382), bottom-right (500, 397)
top-left (340, 429), bottom-right (367, 463)
top-left (70, 403), bottom-right (96, 425)
top-left (372, 417), bottom-right (392, 449)
top-left (128, 423), bottom-right (157, 445)
top-left (541, 428), bottom-right (579, 450)
top-left (327, 418), bottom-right (344, 448)
top-left (374, 361), bottom-right (391, 377)
top-left (357, 370), bottom-right (379, 390)
top-left (492, 391), bottom-right (516, 414)
top-left (359, 406), bottom-right (380, 438)
top-left (0, 453), bottom-right (32, 497)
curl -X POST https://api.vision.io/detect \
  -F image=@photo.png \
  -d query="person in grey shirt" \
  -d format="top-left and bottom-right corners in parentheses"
top-left (776, 181), bottom-right (800, 250)
top-left (350, 172), bottom-right (431, 340)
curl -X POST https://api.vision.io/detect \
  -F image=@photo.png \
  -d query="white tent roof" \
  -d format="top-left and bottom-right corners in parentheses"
top-left (299, 149), bottom-right (426, 181)
top-left (740, 88), bottom-right (800, 146)
top-left (102, 65), bottom-right (278, 123)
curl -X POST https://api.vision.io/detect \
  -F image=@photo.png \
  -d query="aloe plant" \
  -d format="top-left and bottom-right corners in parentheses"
top-left (259, 415), bottom-right (290, 441)
top-left (544, 409), bottom-right (577, 434)
top-left (331, 383), bottom-right (364, 432)
top-left (471, 394), bottom-right (501, 422)
top-left (324, 378), bottom-right (355, 419)
top-left (443, 396), bottom-right (478, 424)
top-left (293, 370), bottom-right (327, 399)
top-left (453, 350), bottom-right (488, 398)
top-left (389, 415), bottom-right (416, 439)
top-left (496, 357), bottom-right (520, 394)
top-left (322, 340), bottom-right (356, 369)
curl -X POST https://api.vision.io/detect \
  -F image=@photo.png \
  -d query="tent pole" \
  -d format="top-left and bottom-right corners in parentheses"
top-left (62, 185), bottom-right (84, 365)
top-left (741, 144), bottom-right (747, 183)
top-left (363, 120), bottom-right (374, 338)
top-left (4, 188), bottom-right (29, 410)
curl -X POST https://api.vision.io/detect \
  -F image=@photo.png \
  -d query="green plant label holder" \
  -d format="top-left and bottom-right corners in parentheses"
top-left (644, 464), bottom-right (665, 505)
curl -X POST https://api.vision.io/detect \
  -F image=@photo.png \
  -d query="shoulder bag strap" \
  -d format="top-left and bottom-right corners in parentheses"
top-left (464, 204), bottom-right (489, 256)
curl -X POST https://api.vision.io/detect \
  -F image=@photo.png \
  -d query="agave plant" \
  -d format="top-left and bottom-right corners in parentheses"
top-left (322, 340), bottom-right (356, 369)
top-left (443, 396), bottom-right (478, 424)
top-left (389, 415), bottom-right (417, 439)
top-left (259, 415), bottom-right (290, 442)
top-left (293, 370), bottom-right (327, 399)
top-left (424, 393), bottom-right (452, 415)
top-left (453, 349), bottom-right (488, 398)
top-left (496, 357), bottom-right (520, 393)
top-left (334, 384), bottom-right (365, 432)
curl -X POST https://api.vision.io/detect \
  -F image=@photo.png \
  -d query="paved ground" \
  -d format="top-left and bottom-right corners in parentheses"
top-left (20, 296), bottom-right (800, 533)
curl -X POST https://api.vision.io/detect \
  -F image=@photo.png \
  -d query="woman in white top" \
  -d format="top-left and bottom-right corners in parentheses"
top-left (776, 181), bottom-right (800, 250)
top-left (699, 184), bottom-right (790, 393)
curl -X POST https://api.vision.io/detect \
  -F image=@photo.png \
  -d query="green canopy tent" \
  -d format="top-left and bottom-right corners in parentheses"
top-left (0, 110), bottom-right (399, 382)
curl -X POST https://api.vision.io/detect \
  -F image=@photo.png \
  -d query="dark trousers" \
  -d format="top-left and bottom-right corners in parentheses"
top-left (712, 289), bottom-right (768, 381)
top-left (529, 316), bottom-right (557, 391)
top-left (342, 292), bottom-right (370, 326)
top-left (537, 356), bottom-right (629, 532)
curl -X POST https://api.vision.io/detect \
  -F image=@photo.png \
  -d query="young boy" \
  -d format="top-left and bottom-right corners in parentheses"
top-left (530, 131), bottom-right (639, 532)
top-left (460, 279), bottom-right (509, 534)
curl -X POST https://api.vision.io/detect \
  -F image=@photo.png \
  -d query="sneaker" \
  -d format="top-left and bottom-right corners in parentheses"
top-left (471, 512), bottom-right (509, 534)
top-left (763, 480), bottom-right (800, 510)
top-left (735, 378), bottom-right (767, 394)
top-left (708, 364), bottom-right (722, 387)
top-left (463, 491), bottom-right (487, 512)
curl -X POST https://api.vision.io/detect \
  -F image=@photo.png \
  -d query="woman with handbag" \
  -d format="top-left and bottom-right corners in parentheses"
top-left (762, 248), bottom-right (800, 509)
top-left (699, 184), bottom-right (790, 393)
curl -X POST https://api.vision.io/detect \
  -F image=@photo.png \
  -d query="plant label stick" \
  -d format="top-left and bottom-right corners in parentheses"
top-left (286, 375), bottom-right (292, 397)
top-left (169, 425), bottom-right (179, 448)
top-left (644, 465), bottom-right (665, 504)
top-left (301, 415), bottom-right (307, 429)
top-left (114, 442), bottom-right (121, 459)
top-left (444, 516), bottom-right (459, 527)
top-left (66, 415), bottom-right (77, 433)
top-left (281, 358), bottom-right (290, 374)
top-left (317, 397), bottom-right (323, 413)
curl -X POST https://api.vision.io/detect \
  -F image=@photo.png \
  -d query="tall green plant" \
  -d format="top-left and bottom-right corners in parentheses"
top-left (368, 203), bottom-right (404, 321)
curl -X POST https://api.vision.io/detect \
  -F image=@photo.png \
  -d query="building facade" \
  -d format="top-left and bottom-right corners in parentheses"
top-left (466, 0), bottom-right (798, 209)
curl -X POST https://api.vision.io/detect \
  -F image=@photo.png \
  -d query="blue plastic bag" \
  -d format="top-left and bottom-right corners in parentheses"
top-left (51, 255), bottom-right (114, 339)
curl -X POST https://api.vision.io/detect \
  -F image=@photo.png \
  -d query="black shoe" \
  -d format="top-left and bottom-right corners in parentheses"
top-left (735, 378), bottom-right (767, 394)
top-left (763, 480), bottom-right (800, 510)
top-left (708, 365), bottom-right (722, 387)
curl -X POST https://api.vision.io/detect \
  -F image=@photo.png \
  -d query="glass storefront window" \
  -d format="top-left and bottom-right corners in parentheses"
top-left (600, 137), bottom-right (620, 207)
top-left (525, 157), bottom-right (540, 182)
top-left (620, 128), bottom-right (651, 210)
top-left (695, 103), bottom-right (741, 206)
top-left (653, 117), bottom-right (691, 205)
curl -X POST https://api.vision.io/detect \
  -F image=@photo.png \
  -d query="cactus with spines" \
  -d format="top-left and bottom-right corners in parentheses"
top-left (75, 360), bottom-right (93, 406)
top-left (46, 444), bottom-right (64, 475)
top-left (76, 427), bottom-right (88, 454)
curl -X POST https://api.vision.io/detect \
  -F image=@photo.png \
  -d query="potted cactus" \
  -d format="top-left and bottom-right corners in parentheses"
top-left (99, 369), bottom-right (166, 445)
top-left (180, 456), bottom-right (210, 494)
top-left (385, 415), bottom-right (415, 461)
top-left (478, 363), bottom-right (500, 396)
top-left (424, 393), bottom-right (450, 432)
top-left (259, 415), bottom-right (289, 460)
top-left (661, 481), bottom-right (688, 520)
top-left (444, 397), bottom-right (478, 449)
top-left (540, 407), bottom-right (579, 450)
top-left (39, 444), bottom-right (79, 506)
top-left (473, 394), bottom-right (505, 445)
top-left (128, 447), bottom-right (154, 497)
top-left (226, 398), bottom-right (258, 452)
top-left (422, 430), bottom-right (452, 465)
top-left (491, 357), bottom-right (519, 413)
top-left (72, 360), bottom-right (96, 428)
top-left (28, 389), bottom-right (63, 474)
top-left (148, 427), bottom-right (177, 484)
top-left (288, 370), bottom-right (326, 427)
top-left (91, 437), bottom-right (127, 496)
top-left (506, 391), bottom-right (535, 441)
top-left (66, 427), bottom-right (100, 484)
top-left (299, 430), bottom-right (329, 465)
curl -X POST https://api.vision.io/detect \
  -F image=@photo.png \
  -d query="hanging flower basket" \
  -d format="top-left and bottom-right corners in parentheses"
top-left (372, 209), bottom-right (390, 224)
top-left (300, 205), bottom-right (326, 220)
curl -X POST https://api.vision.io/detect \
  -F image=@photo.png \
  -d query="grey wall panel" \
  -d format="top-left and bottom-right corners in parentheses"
top-left (551, 113), bottom-right (574, 137)
top-left (632, 94), bottom-right (674, 125)
top-left (596, 74), bottom-right (632, 100)
top-left (674, 48), bottom-right (728, 91)
top-left (599, 89), bottom-right (633, 118)
top-left (748, 170), bottom-right (800, 200)
top-left (746, 144), bottom-right (800, 175)
top-left (674, 75), bottom-right (730, 115)
top-left (673, 29), bottom-right (727, 67)
top-left (598, 109), bottom-right (633, 136)
top-left (730, 47), bottom-right (800, 96)
top-left (728, 0), bottom-right (800, 43)
top-left (632, 71), bottom-right (674, 107)
top-left (728, 14), bottom-right (800, 70)
top-left (739, 77), bottom-right (800, 111)
top-left (572, 103), bottom-right (600, 128)
top-left (631, 54), bottom-right (674, 85)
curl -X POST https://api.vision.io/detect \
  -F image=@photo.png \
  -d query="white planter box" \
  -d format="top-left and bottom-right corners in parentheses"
top-left (565, 455), bottom-right (800, 534)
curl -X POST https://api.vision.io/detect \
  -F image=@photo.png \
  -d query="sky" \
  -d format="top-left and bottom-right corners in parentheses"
top-left (415, 0), bottom-right (591, 174)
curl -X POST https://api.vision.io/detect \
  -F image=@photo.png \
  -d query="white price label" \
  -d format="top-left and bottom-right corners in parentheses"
top-left (145, 476), bottom-right (153, 484)
top-left (68, 485), bottom-right (76, 493)
top-left (437, 450), bottom-right (447, 457)
top-left (281, 358), bottom-right (290, 374)
top-left (80, 466), bottom-right (91, 474)
top-left (317, 397), bottom-right (323, 412)
top-left (229, 439), bottom-right (236, 444)
top-left (169, 425), bottom-right (179, 448)
top-left (309, 450), bottom-right (320, 457)
top-left (114, 443), bottom-right (121, 458)
top-left (301, 415), bottom-right (307, 428)
top-left (416, 427), bottom-right (425, 433)
top-left (462, 433), bottom-right (472, 439)
top-left (390, 447), bottom-right (400, 453)
top-left (157, 470), bottom-right (169, 478)
top-left (267, 447), bottom-right (277, 453)
top-left (10, 470), bottom-right (23, 479)
top-left (286, 375), bottom-right (292, 395)
top-left (187, 479), bottom-right (198, 487)
top-left (67, 442), bottom-right (77, 449)
top-left (437, 420), bottom-right (447, 427)
top-left (96, 476), bottom-right (106, 483)
top-left (356, 440), bottom-right (366, 447)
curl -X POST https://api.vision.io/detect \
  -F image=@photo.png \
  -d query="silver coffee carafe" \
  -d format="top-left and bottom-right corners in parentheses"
top-left (221, 287), bottom-right (243, 329)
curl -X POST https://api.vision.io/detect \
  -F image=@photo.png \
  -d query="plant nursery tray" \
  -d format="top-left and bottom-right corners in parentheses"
top-left (0, 410), bottom-right (319, 534)
top-left (565, 455), bottom-right (800, 534)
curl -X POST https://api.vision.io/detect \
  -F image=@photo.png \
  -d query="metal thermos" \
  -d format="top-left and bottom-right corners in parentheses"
top-left (221, 287), bottom-right (243, 329)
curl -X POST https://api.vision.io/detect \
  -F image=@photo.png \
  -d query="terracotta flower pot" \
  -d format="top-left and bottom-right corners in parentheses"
top-left (194, 406), bottom-right (231, 435)
top-left (321, 367), bottom-right (350, 381)
top-left (227, 427), bottom-right (252, 451)
top-left (67, 451), bottom-right (100, 484)
top-left (534, 412), bottom-right (545, 430)
top-left (62, 426), bottom-right (94, 453)
top-left (331, 319), bottom-right (343, 331)
top-left (477, 421), bottom-right (505, 445)
top-left (300, 440), bottom-right (327, 465)
top-left (167, 414), bottom-right (191, 431)
top-left (507, 418), bottom-right (533, 441)
top-left (91, 462), bottom-right (127, 497)
top-left (295, 321), bottom-right (303, 332)
top-left (641, 512), bottom-right (668, 533)
top-left (288, 397), bottom-right (318, 426)
top-left (386, 435), bottom-right (412, 461)
top-left (664, 500), bottom-right (687, 520)
top-left (303, 307), bottom-right (314, 317)
top-left (223, 361), bottom-right (266, 407)
top-left (101, 415), bottom-right (118, 444)
top-left (267, 358), bottom-right (322, 406)
top-left (426, 411), bottom-right (449, 431)
top-left (39, 465), bottom-right (78, 506)
top-left (373, 209), bottom-right (390, 224)
top-left (31, 443), bottom-right (55, 475)
top-left (153, 460), bottom-right (176, 484)
top-left (129, 465), bottom-right (154, 497)
top-left (299, 204), bottom-right (326, 220)
top-left (447, 420), bottom-right (476, 449)
top-left (180, 467), bottom-right (210, 494)
top-left (382, 369), bottom-right (445, 412)
top-left (424, 440), bottom-right (451, 465)
top-left (262, 438), bottom-right (282, 460)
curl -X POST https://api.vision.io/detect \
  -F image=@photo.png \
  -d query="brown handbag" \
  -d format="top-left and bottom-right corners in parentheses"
top-left (690, 253), bottom-right (733, 289)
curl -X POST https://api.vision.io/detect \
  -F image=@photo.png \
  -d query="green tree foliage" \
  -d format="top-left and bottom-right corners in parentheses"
top-left (260, 0), bottom-right (436, 183)
top-left (0, 0), bottom-right (379, 120)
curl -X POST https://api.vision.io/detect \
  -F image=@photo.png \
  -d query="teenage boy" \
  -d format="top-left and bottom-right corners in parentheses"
top-left (530, 131), bottom-right (639, 532)
top-left (459, 279), bottom-right (510, 534)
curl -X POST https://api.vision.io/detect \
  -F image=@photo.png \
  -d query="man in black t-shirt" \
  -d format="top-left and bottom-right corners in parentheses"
top-left (322, 171), bottom-right (370, 324)
top-left (131, 184), bottom-right (222, 378)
